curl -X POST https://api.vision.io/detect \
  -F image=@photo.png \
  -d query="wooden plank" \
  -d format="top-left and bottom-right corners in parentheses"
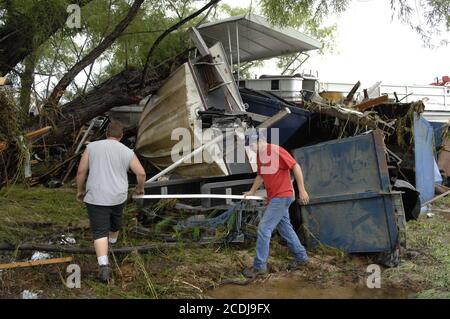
top-left (344, 81), bottom-right (361, 104)
top-left (25, 126), bottom-right (52, 141)
top-left (0, 256), bottom-right (73, 270)
top-left (422, 190), bottom-right (450, 206)
top-left (354, 95), bottom-right (389, 112)
top-left (0, 76), bottom-right (9, 86)
top-left (431, 208), bottom-right (450, 214)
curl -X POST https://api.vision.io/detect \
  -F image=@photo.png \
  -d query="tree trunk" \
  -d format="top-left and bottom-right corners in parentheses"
top-left (41, 67), bottom-right (165, 145)
top-left (19, 53), bottom-right (37, 114)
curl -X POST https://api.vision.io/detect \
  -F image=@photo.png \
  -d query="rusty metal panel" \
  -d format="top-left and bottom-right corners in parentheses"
top-left (293, 130), bottom-right (400, 253)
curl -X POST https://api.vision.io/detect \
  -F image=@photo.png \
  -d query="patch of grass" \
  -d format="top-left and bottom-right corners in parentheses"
top-left (383, 199), bottom-right (450, 298)
top-left (415, 289), bottom-right (450, 299)
top-left (1, 185), bottom-right (449, 299)
top-left (0, 185), bottom-right (87, 243)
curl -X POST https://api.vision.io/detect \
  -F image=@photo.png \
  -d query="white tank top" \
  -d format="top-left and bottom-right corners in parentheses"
top-left (83, 139), bottom-right (134, 206)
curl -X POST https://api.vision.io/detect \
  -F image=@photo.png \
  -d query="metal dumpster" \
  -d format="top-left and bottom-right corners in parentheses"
top-left (293, 130), bottom-right (404, 254)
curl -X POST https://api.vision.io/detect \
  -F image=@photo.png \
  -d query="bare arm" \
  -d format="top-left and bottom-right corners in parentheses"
top-left (130, 154), bottom-right (146, 194)
top-left (292, 163), bottom-right (309, 205)
top-left (76, 149), bottom-right (89, 202)
top-left (244, 175), bottom-right (264, 198)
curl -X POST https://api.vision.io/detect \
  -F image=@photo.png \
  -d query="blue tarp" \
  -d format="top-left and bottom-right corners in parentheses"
top-left (414, 113), bottom-right (437, 205)
top-left (429, 121), bottom-right (446, 150)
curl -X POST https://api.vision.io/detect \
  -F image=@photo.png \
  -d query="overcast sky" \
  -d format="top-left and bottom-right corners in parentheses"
top-left (222, 0), bottom-right (450, 87)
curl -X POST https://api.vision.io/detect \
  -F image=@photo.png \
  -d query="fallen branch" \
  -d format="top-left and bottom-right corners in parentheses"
top-left (174, 279), bottom-right (203, 293)
top-left (141, 0), bottom-right (221, 86)
top-left (0, 257), bottom-right (73, 270)
top-left (44, 0), bottom-right (145, 108)
top-left (30, 150), bottom-right (83, 186)
top-left (0, 243), bottom-right (177, 254)
top-left (305, 100), bottom-right (395, 135)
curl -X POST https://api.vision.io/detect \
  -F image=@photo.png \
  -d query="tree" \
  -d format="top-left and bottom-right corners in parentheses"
top-left (258, 0), bottom-right (449, 73)
top-left (0, 0), bottom-right (93, 76)
top-left (1, 0), bottom-right (448, 185)
top-left (260, 0), bottom-right (449, 46)
top-left (30, 0), bottom-right (221, 142)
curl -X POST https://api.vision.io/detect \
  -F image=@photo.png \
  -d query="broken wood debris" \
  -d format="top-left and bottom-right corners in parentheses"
top-left (24, 126), bottom-right (52, 142)
top-left (304, 99), bottom-right (396, 135)
top-left (0, 242), bottom-right (178, 254)
top-left (29, 151), bottom-right (83, 186)
top-left (354, 95), bottom-right (389, 112)
top-left (344, 80), bottom-right (361, 105)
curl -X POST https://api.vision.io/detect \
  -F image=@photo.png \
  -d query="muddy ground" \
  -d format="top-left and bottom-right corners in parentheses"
top-left (0, 185), bottom-right (449, 299)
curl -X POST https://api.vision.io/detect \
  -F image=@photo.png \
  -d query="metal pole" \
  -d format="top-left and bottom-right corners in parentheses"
top-left (75, 119), bottom-right (96, 154)
top-left (227, 25), bottom-right (233, 72)
top-left (145, 130), bottom-right (236, 184)
top-left (235, 22), bottom-right (240, 83)
top-left (133, 194), bottom-right (264, 201)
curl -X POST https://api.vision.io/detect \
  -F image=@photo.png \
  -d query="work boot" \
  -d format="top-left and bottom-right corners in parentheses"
top-left (97, 265), bottom-right (112, 283)
top-left (287, 258), bottom-right (309, 270)
top-left (242, 267), bottom-right (267, 279)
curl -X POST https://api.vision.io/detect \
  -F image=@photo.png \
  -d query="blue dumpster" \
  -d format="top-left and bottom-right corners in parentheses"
top-left (293, 130), bottom-right (402, 254)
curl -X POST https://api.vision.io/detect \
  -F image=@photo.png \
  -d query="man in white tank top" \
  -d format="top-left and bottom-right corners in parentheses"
top-left (76, 121), bottom-right (146, 282)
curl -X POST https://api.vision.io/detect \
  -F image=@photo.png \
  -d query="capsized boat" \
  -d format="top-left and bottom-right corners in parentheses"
top-left (136, 39), bottom-right (255, 178)
top-left (136, 14), bottom-right (322, 178)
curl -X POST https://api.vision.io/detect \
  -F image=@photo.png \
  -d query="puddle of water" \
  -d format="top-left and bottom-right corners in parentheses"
top-left (208, 276), bottom-right (413, 299)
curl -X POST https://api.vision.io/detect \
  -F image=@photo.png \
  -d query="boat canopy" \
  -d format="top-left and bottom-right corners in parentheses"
top-left (197, 13), bottom-right (322, 64)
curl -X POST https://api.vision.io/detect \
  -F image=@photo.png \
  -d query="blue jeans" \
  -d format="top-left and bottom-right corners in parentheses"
top-left (253, 196), bottom-right (308, 271)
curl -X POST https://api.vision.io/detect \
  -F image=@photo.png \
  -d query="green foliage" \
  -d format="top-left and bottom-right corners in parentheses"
top-left (260, 0), bottom-right (347, 44)
top-left (4, 0), bottom-right (449, 113)
top-left (391, 0), bottom-right (450, 46)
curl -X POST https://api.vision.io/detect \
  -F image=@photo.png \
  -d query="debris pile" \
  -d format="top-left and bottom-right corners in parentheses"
top-left (2, 14), bottom-right (448, 270)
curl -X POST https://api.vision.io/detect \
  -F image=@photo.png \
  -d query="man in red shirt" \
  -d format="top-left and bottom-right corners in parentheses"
top-left (243, 132), bottom-right (310, 278)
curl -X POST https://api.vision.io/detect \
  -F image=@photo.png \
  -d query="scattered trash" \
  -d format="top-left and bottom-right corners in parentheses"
top-left (30, 251), bottom-right (51, 261)
top-left (427, 213), bottom-right (435, 218)
top-left (21, 290), bottom-right (41, 299)
top-left (59, 235), bottom-right (76, 245)
top-left (44, 180), bottom-right (63, 188)
top-left (421, 205), bottom-right (430, 214)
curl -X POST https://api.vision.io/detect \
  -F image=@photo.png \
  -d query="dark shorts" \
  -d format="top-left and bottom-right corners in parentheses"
top-left (86, 203), bottom-right (124, 240)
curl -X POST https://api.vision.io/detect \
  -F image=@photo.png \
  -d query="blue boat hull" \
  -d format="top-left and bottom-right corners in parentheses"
top-left (240, 89), bottom-right (310, 148)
